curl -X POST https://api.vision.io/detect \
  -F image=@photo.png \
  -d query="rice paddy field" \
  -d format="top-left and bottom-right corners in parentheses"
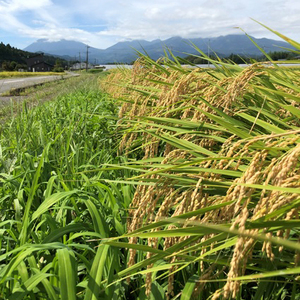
top-left (0, 71), bottom-right (66, 79)
top-left (1, 28), bottom-right (300, 299)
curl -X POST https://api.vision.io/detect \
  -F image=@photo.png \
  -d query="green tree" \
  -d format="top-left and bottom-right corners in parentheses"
top-left (1, 61), bottom-right (17, 71)
top-left (53, 59), bottom-right (64, 72)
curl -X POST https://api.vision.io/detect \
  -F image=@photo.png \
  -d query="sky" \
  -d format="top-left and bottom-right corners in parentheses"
top-left (0, 0), bottom-right (300, 50)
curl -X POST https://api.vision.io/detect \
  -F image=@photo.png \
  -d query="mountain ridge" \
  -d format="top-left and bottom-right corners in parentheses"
top-left (23, 35), bottom-right (291, 64)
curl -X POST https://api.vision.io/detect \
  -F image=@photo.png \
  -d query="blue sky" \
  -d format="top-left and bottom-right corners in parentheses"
top-left (0, 0), bottom-right (299, 49)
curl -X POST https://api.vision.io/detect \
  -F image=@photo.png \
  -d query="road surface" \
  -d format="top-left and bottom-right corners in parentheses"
top-left (0, 74), bottom-right (77, 95)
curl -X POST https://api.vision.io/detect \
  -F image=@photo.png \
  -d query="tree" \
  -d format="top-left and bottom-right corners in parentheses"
top-left (52, 59), bottom-right (64, 72)
top-left (268, 51), bottom-right (296, 61)
top-left (1, 61), bottom-right (18, 71)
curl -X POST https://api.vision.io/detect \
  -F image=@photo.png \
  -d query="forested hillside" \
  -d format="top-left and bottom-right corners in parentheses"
top-left (0, 42), bottom-right (68, 71)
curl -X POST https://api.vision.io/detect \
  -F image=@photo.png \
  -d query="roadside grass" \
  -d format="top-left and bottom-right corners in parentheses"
top-left (0, 76), bottom-right (75, 97)
top-left (88, 69), bottom-right (105, 74)
top-left (0, 74), bottom-right (96, 122)
top-left (0, 72), bottom-right (137, 299)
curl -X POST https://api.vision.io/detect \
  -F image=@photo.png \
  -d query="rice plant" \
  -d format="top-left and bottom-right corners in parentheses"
top-left (100, 28), bottom-right (300, 299)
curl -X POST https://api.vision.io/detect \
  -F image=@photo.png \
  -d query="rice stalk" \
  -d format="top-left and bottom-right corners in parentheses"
top-left (101, 30), bottom-right (300, 299)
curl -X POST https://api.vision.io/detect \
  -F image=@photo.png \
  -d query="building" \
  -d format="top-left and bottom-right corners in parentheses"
top-left (71, 62), bottom-right (93, 70)
top-left (27, 53), bottom-right (53, 72)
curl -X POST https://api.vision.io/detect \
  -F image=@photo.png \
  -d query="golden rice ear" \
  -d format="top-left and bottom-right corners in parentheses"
top-left (100, 41), bottom-right (300, 299)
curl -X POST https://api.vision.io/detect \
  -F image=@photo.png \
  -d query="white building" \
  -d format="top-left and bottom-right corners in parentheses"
top-left (71, 62), bottom-right (93, 70)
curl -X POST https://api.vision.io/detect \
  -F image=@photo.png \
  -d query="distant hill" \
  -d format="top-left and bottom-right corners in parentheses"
top-left (0, 42), bottom-right (69, 70)
top-left (0, 42), bottom-right (30, 66)
top-left (24, 35), bottom-right (292, 64)
top-left (24, 39), bottom-right (103, 63)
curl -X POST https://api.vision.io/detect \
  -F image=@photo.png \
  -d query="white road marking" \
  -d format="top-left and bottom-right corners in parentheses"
top-left (3, 79), bottom-right (25, 83)
top-left (1, 76), bottom-right (57, 85)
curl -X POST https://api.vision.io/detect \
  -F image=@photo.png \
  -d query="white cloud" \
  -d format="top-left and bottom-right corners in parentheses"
top-left (1, 0), bottom-right (300, 49)
top-left (0, 0), bottom-right (52, 12)
top-left (20, 26), bottom-right (88, 43)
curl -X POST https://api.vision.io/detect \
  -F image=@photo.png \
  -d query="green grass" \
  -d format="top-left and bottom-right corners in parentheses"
top-left (0, 73), bottom-right (136, 299)
top-left (87, 69), bottom-right (105, 74)
top-left (0, 74), bottom-right (96, 121)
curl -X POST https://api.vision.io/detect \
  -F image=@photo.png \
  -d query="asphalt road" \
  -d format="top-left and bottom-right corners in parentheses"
top-left (0, 74), bottom-right (77, 94)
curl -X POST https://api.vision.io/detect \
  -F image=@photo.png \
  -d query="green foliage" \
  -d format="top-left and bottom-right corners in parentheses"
top-left (1, 60), bottom-right (26, 71)
top-left (0, 42), bottom-right (69, 70)
top-left (183, 50), bottom-right (298, 65)
top-left (53, 59), bottom-right (65, 72)
top-left (0, 42), bottom-right (28, 65)
top-left (181, 54), bottom-right (219, 64)
top-left (52, 66), bottom-right (64, 72)
top-left (0, 75), bottom-right (135, 299)
top-left (88, 68), bottom-right (104, 74)
top-left (268, 50), bottom-right (298, 61)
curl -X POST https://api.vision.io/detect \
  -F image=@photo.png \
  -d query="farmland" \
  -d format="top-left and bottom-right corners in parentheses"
top-left (0, 31), bottom-right (300, 299)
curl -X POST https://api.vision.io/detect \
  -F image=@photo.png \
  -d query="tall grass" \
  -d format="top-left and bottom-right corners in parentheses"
top-left (100, 30), bottom-right (300, 299)
top-left (0, 74), bottom-right (135, 299)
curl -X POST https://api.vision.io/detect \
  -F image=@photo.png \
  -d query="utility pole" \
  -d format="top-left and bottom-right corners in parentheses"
top-left (74, 55), bottom-right (76, 70)
top-left (79, 52), bottom-right (81, 71)
top-left (86, 45), bottom-right (90, 71)
top-left (208, 39), bottom-right (210, 68)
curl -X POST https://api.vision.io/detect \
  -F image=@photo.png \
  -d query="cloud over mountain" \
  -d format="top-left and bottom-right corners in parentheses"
top-left (1, 0), bottom-right (300, 50)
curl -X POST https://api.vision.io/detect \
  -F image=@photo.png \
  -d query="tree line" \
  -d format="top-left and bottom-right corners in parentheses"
top-left (182, 50), bottom-right (299, 65)
top-left (0, 42), bottom-right (69, 71)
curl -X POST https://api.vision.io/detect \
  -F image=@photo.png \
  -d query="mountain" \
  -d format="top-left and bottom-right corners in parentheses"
top-left (24, 39), bottom-right (103, 61)
top-left (24, 35), bottom-right (292, 64)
